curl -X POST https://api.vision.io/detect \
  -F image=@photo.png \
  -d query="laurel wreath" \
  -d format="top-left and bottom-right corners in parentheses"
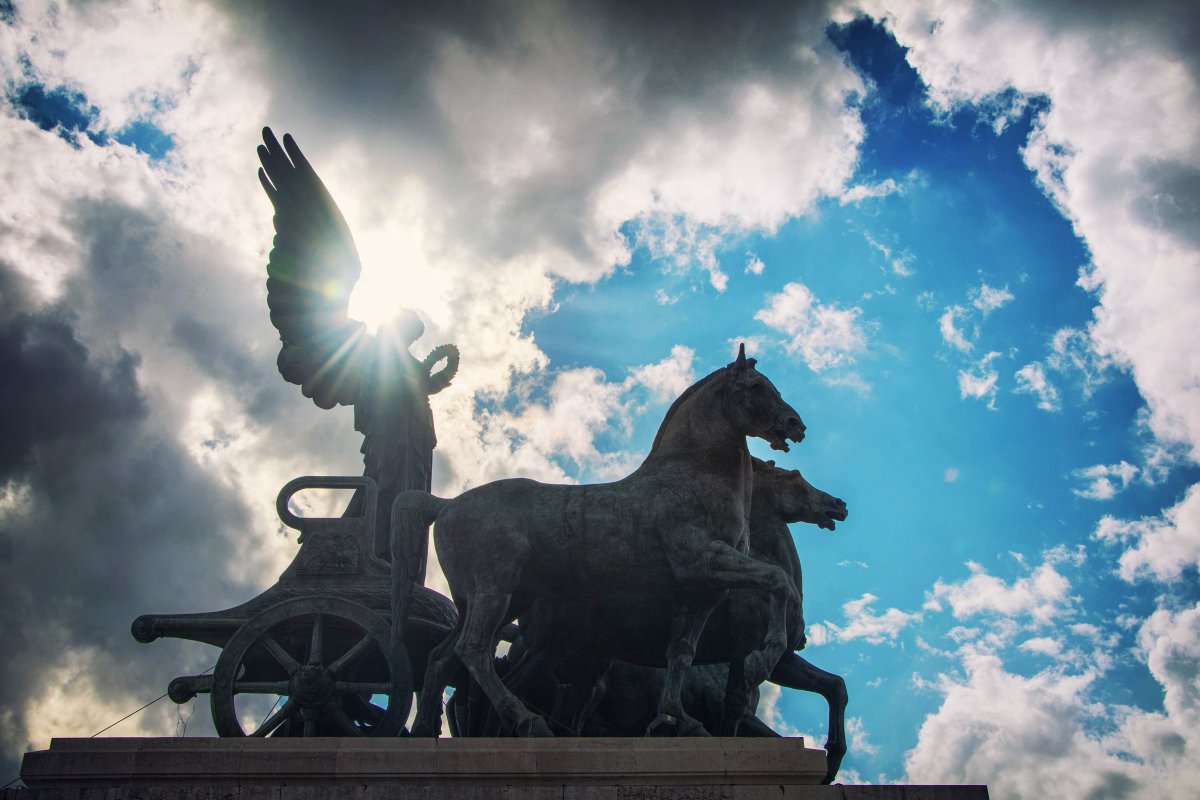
top-left (422, 343), bottom-right (460, 384)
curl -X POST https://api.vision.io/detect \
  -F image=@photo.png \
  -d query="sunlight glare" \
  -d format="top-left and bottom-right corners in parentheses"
top-left (345, 199), bottom-right (451, 335)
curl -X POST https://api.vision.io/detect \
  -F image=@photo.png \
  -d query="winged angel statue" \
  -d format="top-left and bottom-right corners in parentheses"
top-left (257, 128), bottom-right (459, 578)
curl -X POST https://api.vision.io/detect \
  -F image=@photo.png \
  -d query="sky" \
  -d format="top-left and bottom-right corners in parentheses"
top-left (1, 0), bottom-right (1198, 796)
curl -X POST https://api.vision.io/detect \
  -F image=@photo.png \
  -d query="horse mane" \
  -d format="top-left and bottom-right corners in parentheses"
top-left (644, 365), bottom-right (728, 461)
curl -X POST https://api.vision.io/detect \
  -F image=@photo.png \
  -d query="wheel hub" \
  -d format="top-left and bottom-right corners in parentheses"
top-left (289, 664), bottom-right (334, 706)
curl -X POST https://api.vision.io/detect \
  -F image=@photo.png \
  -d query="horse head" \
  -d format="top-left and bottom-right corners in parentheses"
top-left (724, 344), bottom-right (806, 452)
top-left (752, 459), bottom-right (848, 530)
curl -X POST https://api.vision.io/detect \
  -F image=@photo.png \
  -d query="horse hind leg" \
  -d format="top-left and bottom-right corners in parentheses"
top-left (411, 615), bottom-right (464, 737)
top-left (456, 592), bottom-right (553, 737)
top-left (770, 651), bottom-right (848, 784)
top-left (717, 658), bottom-right (749, 736)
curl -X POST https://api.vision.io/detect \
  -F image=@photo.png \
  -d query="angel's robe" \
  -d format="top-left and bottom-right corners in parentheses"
top-left (352, 347), bottom-right (436, 581)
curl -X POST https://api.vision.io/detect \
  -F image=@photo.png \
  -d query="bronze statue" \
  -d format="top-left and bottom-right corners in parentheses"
top-left (257, 128), bottom-right (458, 577)
top-left (131, 129), bottom-right (852, 771)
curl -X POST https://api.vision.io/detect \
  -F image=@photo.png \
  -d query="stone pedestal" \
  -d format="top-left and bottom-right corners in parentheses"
top-left (10, 737), bottom-right (989, 799)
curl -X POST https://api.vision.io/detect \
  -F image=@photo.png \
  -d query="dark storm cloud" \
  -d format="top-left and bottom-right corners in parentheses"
top-left (62, 198), bottom-right (279, 393)
top-left (212, 0), bottom-right (845, 270)
top-left (0, 267), bottom-right (144, 480)
top-left (1007, 0), bottom-right (1200, 254)
top-left (1135, 161), bottom-right (1200, 248)
top-left (1017, 0), bottom-right (1200, 75)
top-left (0, 205), bottom-right (285, 772)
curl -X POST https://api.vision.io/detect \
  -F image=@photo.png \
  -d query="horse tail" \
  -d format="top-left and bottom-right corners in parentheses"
top-left (395, 489), bottom-right (448, 528)
top-left (391, 490), bottom-right (449, 637)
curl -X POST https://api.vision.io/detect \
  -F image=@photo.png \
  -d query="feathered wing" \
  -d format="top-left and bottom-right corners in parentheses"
top-left (258, 127), bottom-right (372, 409)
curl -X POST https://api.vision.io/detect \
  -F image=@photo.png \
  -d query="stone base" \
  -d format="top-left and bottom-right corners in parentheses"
top-left (11, 738), bottom-right (989, 799)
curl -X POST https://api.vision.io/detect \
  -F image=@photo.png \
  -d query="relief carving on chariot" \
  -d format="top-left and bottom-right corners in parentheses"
top-left (131, 129), bottom-right (851, 784)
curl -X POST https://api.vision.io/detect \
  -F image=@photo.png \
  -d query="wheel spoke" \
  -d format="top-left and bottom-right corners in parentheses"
top-left (308, 614), bottom-right (324, 666)
top-left (303, 714), bottom-right (319, 737)
top-left (233, 681), bottom-right (290, 695)
top-left (251, 699), bottom-right (296, 737)
top-left (260, 634), bottom-right (300, 673)
top-left (328, 635), bottom-right (374, 677)
top-left (329, 703), bottom-right (365, 736)
top-left (333, 682), bottom-right (391, 695)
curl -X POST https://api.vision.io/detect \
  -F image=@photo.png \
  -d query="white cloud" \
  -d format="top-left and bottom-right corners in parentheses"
top-left (903, 650), bottom-right (1140, 798)
top-left (904, 597), bottom-right (1200, 798)
top-left (924, 551), bottom-right (1077, 627)
top-left (943, 467), bottom-right (959, 482)
top-left (629, 345), bottom-right (697, 404)
top-left (971, 283), bottom-right (1014, 314)
top-left (846, 716), bottom-right (879, 755)
top-left (863, 231), bottom-right (916, 277)
top-left (1018, 636), bottom-right (1064, 659)
top-left (744, 254), bottom-right (765, 275)
top-left (939, 283), bottom-right (1014, 354)
top-left (820, 370), bottom-right (873, 396)
top-left (1047, 326), bottom-right (1111, 398)
top-left (957, 351), bottom-right (1001, 408)
top-left (755, 281), bottom-right (870, 371)
top-left (441, 346), bottom-right (699, 490)
top-left (840, 177), bottom-right (902, 205)
top-left (810, 592), bottom-right (922, 645)
top-left (1137, 602), bottom-right (1200, 733)
top-left (654, 288), bottom-right (679, 306)
top-left (1071, 460), bottom-right (1139, 501)
top-left (909, 517), bottom-right (1200, 796)
top-left (1094, 483), bottom-right (1200, 583)
top-left (595, 73), bottom-right (866, 289)
top-left (938, 305), bottom-right (972, 352)
top-left (755, 682), bottom-right (805, 738)
top-left (1013, 361), bottom-right (1061, 412)
top-left (501, 367), bottom-right (632, 472)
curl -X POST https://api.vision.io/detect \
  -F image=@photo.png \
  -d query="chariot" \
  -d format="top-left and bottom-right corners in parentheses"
top-left (131, 476), bottom-right (457, 737)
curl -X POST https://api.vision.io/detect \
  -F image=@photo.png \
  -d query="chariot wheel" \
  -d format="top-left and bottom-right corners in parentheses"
top-left (211, 597), bottom-right (411, 737)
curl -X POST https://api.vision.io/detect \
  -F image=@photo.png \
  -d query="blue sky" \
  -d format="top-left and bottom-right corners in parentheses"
top-left (1, 2), bottom-right (1198, 797)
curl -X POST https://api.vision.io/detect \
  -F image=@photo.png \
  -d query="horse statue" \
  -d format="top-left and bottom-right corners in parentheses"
top-left (397, 346), bottom-right (806, 737)
top-left (462, 458), bottom-right (849, 782)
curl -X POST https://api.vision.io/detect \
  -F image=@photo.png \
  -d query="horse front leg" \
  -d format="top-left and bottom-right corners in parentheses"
top-left (702, 543), bottom-right (791, 694)
top-left (770, 652), bottom-right (848, 784)
top-left (647, 598), bottom-right (721, 737)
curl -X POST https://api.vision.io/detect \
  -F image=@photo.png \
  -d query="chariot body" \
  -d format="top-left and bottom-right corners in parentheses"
top-left (132, 476), bottom-right (457, 737)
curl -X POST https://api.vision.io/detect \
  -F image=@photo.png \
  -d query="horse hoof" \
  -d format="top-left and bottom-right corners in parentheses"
top-left (646, 713), bottom-right (680, 737)
top-left (516, 716), bottom-right (554, 737)
top-left (824, 747), bottom-right (845, 784)
top-left (647, 713), bottom-right (710, 737)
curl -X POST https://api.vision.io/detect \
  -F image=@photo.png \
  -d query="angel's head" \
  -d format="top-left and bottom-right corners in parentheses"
top-left (378, 308), bottom-right (425, 350)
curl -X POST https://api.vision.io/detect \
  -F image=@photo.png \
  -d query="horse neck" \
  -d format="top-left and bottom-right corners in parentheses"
top-left (749, 502), bottom-right (803, 585)
top-left (645, 378), bottom-right (746, 468)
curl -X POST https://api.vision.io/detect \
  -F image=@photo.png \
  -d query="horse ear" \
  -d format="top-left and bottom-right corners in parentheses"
top-left (735, 343), bottom-right (747, 371)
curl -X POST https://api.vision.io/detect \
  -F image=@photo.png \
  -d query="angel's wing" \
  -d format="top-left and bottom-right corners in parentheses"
top-left (258, 127), bottom-right (372, 410)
